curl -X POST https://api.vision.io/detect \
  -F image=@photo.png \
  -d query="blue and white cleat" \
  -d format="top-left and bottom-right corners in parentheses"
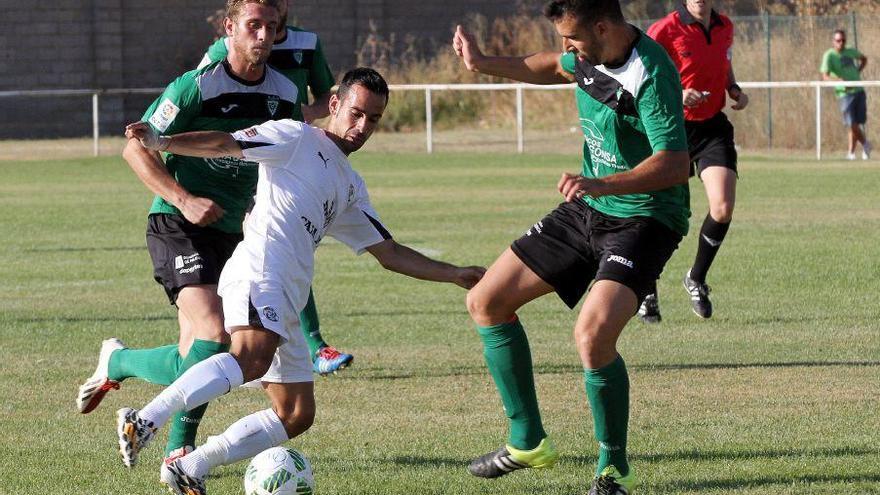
top-left (312, 345), bottom-right (354, 376)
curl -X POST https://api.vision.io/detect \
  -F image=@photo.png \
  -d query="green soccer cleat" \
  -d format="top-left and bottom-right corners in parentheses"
top-left (588, 465), bottom-right (636, 495)
top-left (467, 437), bottom-right (558, 478)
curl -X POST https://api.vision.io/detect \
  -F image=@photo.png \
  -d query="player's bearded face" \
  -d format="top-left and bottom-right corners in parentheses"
top-left (555, 15), bottom-right (600, 65)
top-left (228, 3), bottom-right (279, 65)
top-left (328, 85), bottom-right (386, 154)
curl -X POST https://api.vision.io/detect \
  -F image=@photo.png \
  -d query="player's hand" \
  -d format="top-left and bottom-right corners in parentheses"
top-left (729, 90), bottom-right (749, 110)
top-left (682, 88), bottom-right (709, 108)
top-left (453, 266), bottom-right (487, 289)
top-left (180, 195), bottom-right (225, 227)
top-left (558, 172), bottom-right (603, 202)
top-left (124, 121), bottom-right (169, 151)
top-left (453, 25), bottom-right (485, 72)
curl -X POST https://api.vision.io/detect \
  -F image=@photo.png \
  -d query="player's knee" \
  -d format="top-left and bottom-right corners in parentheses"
top-left (466, 287), bottom-right (505, 325)
top-left (230, 348), bottom-right (274, 382)
top-left (276, 402), bottom-right (316, 438)
top-left (573, 316), bottom-right (617, 359)
top-left (710, 202), bottom-right (734, 223)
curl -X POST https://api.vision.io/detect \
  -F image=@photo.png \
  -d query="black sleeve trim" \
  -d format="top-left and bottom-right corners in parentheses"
top-left (236, 140), bottom-right (274, 150)
top-left (363, 211), bottom-right (392, 240)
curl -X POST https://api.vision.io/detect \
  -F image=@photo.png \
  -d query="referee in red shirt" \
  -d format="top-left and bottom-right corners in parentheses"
top-left (644, 0), bottom-right (749, 321)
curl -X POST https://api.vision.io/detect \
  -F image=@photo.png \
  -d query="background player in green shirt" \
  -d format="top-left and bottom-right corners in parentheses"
top-left (453, 0), bottom-right (689, 493)
top-left (821, 29), bottom-right (870, 160)
top-left (200, 1), bottom-right (354, 374)
top-left (75, 0), bottom-right (296, 483)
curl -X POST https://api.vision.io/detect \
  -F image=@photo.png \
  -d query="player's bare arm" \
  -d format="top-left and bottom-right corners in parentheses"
top-left (558, 150), bottom-right (689, 202)
top-left (682, 88), bottom-right (709, 108)
top-left (126, 121), bottom-right (244, 159)
top-left (122, 128), bottom-right (224, 227)
top-left (858, 55), bottom-right (868, 72)
top-left (727, 67), bottom-right (748, 110)
top-left (453, 25), bottom-right (571, 84)
top-left (365, 238), bottom-right (486, 289)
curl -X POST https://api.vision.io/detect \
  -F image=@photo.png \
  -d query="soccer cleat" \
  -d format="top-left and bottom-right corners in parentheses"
top-left (863, 141), bottom-right (872, 160)
top-left (588, 465), bottom-right (635, 495)
top-left (846, 152), bottom-right (857, 161)
top-left (162, 458), bottom-right (206, 495)
top-left (76, 338), bottom-right (125, 413)
top-left (312, 345), bottom-right (354, 376)
top-left (467, 437), bottom-right (558, 478)
top-left (160, 445), bottom-right (194, 485)
top-left (683, 270), bottom-right (712, 319)
top-left (116, 407), bottom-right (157, 468)
top-left (637, 294), bottom-right (661, 324)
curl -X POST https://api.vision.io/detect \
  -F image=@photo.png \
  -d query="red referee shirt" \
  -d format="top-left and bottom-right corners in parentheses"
top-left (647, 5), bottom-right (734, 122)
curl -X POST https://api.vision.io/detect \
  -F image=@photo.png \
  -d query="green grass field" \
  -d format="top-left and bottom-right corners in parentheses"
top-left (1, 152), bottom-right (878, 494)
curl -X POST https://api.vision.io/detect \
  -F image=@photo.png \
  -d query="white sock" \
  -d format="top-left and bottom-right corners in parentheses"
top-left (179, 409), bottom-right (289, 478)
top-left (139, 353), bottom-right (244, 428)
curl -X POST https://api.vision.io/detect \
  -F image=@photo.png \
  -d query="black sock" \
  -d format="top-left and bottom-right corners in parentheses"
top-left (690, 213), bottom-right (730, 284)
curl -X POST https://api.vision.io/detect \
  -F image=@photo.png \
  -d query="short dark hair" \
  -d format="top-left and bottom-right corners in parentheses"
top-left (833, 29), bottom-right (846, 38)
top-left (543, 0), bottom-right (624, 25)
top-left (337, 67), bottom-right (390, 107)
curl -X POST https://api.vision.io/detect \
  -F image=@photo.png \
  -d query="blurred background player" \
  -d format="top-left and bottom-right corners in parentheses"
top-left (200, 0), bottom-right (353, 374)
top-left (643, 0), bottom-right (749, 321)
top-left (118, 68), bottom-right (485, 495)
top-left (820, 29), bottom-right (870, 161)
top-left (75, 0), bottom-right (295, 481)
top-left (454, 0), bottom-right (690, 492)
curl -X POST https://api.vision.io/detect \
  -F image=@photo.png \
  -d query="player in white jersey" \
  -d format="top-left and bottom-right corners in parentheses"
top-left (119, 68), bottom-right (485, 495)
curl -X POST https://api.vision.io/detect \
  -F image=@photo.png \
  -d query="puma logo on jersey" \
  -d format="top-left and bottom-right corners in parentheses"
top-left (583, 77), bottom-right (594, 86)
top-left (317, 151), bottom-right (330, 167)
top-left (221, 104), bottom-right (239, 113)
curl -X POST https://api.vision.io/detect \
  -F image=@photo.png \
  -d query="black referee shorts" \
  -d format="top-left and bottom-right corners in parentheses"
top-left (146, 214), bottom-right (243, 304)
top-left (686, 111), bottom-right (738, 177)
top-left (511, 201), bottom-right (682, 309)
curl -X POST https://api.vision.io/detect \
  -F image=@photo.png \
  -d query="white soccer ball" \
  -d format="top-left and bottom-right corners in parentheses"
top-left (244, 446), bottom-right (315, 495)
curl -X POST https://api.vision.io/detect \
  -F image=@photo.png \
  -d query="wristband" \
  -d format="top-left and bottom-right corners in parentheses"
top-left (728, 83), bottom-right (742, 94)
top-left (157, 135), bottom-right (171, 152)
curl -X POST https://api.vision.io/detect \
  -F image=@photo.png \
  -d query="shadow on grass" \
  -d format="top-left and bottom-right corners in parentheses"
top-left (23, 246), bottom-right (146, 253)
top-left (354, 360), bottom-right (880, 380)
top-left (650, 472), bottom-right (880, 492)
top-left (8, 315), bottom-right (174, 323)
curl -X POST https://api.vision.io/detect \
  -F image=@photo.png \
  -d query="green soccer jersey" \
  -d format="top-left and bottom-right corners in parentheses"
top-left (561, 30), bottom-right (690, 236)
top-left (820, 48), bottom-right (864, 96)
top-left (200, 26), bottom-right (335, 121)
top-left (142, 60), bottom-right (298, 233)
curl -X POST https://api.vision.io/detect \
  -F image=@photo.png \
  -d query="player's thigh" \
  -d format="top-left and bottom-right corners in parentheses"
top-left (177, 310), bottom-right (196, 356)
top-left (467, 247), bottom-right (555, 325)
top-left (176, 284), bottom-right (227, 343)
top-left (574, 279), bottom-right (638, 368)
top-left (700, 166), bottom-right (737, 220)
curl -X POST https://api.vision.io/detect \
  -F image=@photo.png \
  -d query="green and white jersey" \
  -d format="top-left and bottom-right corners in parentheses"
top-left (142, 60), bottom-right (298, 234)
top-left (199, 26), bottom-right (335, 121)
top-left (820, 48), bottom-right (864, 96)
top-left (561, 29), bottom-right (690, 236)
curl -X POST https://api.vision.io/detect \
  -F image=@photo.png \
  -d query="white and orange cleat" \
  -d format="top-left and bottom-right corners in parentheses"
top-left (75, 338), bottom-right (125, 413)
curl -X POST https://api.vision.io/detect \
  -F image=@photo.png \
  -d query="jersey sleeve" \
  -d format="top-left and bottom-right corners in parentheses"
top-left (326, 174), bottom-right (392, 255)
top-left (198, 37), bottom-right (228, 69)
top-left (308, 37), bottom-right (335, 98)
top-left (141, 74), bottom-right (201, 135)
top-left (645, 20), bottom-right (670, 51)
top-left (636, 75), bottom-right (688, 152)
top-left (231, 119), bottom-right (305, 168)
top-left (560, 51), bottom-right (577, 75)
top-left (820, 50), bottom-right (832, 74)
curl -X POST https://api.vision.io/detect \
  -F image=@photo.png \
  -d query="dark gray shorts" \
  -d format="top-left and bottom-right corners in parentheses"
top-left (839, 91), bottom-right (867, 126)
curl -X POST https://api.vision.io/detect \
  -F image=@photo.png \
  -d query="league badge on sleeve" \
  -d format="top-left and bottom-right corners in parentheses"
top-left (148, 98), bottom-right (180, 132)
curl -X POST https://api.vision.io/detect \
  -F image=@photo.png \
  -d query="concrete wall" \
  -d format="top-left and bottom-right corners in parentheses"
top-left (0, 0), bottom-right (530, 138)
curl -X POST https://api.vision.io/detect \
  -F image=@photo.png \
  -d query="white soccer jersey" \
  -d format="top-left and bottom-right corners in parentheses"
top-left (218, 119), bottom-right (390, 338)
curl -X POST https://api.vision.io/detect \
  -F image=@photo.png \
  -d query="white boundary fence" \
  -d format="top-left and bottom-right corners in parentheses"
top-left (0, 81), bottom-right (877, 159)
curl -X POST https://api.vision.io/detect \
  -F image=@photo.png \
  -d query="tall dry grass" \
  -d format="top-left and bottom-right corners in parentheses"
top-left (365, 12), bottom-right (879, 153)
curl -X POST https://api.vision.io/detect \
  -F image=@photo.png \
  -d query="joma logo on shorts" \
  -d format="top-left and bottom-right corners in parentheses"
top-left (606, 255), bottom-right (634, 269)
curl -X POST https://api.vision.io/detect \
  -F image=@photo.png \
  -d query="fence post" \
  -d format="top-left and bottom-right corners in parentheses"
top-left (516, 86), bottom-right (524, 153)
top-left (425, 87), bottom-right (433, 154)
top-left (850, 11), bottom-right (858, 49)
top-left (815, 85), bottom-right (822, 160)
top-left (92, 92), bottom-right (100, 157)
top-left (764, 11), bottom-right (773, 149)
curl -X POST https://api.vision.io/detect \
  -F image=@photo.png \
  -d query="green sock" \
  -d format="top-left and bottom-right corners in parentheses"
top-left (300, 287), bottom-right (327, 359)
top-left (107, 344), bottom-right (181, 386)
top-left (477, 318), bottom-right (546, 450)
top-left (584, 355), bottom-right (630, 477)
top-left (164, 339), bottom-right (230, 456)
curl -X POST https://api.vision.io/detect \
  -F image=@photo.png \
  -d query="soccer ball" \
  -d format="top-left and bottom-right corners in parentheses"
top-left (244, 447), bottom-right (315, 495)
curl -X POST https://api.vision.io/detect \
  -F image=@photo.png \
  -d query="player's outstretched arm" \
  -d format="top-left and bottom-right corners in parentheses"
top-left (125, 121), bottom-right (244, 159)
top-left (558, 150), bottom-right (690, 202)
top-left (452, 25), bottom-right (571, 85)
top-left (365, 239), bottom-right (486, 289)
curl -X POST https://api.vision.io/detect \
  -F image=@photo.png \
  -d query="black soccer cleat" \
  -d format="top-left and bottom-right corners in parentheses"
top-left (588, 466), bottom-right (634, 495)
top-left (467, 438), bottom-right (558, 479)
top-left (637, 293), bottom-right (661, 324)
top-left (683, 270), bottom-right (713, 319)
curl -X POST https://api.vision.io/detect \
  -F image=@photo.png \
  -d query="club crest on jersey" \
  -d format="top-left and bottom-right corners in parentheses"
top-left (347, 184), bottom-right (355, 204)
top-left (266, 95), bottom-right (279, 117)
top-left (293, 50), bottom-right (304, 64)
